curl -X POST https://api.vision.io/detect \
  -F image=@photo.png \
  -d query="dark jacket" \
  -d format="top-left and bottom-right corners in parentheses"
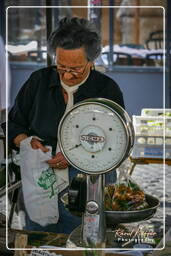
top-left (6, 66), bottom-right (124, 151)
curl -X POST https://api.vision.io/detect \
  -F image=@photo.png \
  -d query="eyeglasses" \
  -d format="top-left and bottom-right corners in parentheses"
top-left (57, 62), bottom-right (89, 77)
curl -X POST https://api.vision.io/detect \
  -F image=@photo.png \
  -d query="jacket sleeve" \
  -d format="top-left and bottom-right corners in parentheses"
top-left (7, 72), bottom-right (39, 149)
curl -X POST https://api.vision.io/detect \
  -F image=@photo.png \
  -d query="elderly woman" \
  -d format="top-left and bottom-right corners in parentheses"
top-left (6, 17), bottom-right (124, 234)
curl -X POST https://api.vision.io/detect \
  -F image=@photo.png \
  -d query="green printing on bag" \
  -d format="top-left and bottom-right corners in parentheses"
top-left (37, 168), bottom-right (57, 198)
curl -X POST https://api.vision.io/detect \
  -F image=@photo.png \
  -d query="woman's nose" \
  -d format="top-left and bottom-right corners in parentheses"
top-left (63, 71), bottom-right (74, 80)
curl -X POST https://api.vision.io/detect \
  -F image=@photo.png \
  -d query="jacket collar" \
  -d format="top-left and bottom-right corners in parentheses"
top-left (75, 70), bottom-right (98, 97)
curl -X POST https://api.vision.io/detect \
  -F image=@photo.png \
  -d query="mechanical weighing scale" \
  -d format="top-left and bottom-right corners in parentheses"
top-left (58, 98), bottom-right (159, 248)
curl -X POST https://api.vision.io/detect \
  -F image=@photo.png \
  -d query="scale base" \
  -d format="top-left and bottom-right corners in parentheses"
top-left (66, 225), bottom-right (120, 249)
top-left (66, 223), bottom-right (158, 249)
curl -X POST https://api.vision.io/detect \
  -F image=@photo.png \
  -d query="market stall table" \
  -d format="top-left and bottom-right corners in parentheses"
top-left (129, 157), bottom-right (171, 176)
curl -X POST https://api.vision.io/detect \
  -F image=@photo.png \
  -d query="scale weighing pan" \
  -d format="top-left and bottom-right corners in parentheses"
top-left (106, 194), bottom-right (160, 225)
top-left (61, 193), bottom-right (160, 225)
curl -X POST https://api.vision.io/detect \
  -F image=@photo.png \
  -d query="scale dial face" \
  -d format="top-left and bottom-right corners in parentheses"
top-left (58, 100), bottom-right (133, 174)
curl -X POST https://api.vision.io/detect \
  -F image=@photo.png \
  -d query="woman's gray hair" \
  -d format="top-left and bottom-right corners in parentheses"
top-left (47, 16), bottom-right (101, 61)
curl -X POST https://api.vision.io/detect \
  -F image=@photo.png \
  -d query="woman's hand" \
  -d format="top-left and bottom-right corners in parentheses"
top-left (13, 133), bottom-right (28, 147)
top-left (30, 137), bottom-right (49, 152)
top-left (47, 152), bottom-right (69, 169)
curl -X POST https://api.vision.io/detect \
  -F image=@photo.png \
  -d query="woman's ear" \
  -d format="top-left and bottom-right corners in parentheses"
top-left (90, 62), bottom-right (95, 70)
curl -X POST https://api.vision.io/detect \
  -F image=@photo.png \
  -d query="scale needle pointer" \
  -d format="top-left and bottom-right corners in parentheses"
top-left (68, 144), bottom-right (81, 151)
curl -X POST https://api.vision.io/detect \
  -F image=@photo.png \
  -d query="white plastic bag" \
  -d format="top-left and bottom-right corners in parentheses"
top-left (20, 137), bottom-right (59, 226)
top-left (54, 144), bottom-right (69, 194)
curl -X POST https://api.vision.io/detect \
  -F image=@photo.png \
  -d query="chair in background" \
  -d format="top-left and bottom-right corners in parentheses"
top-left (145, 52), bottom-right (163, 66)
top-left (102, 51), bottom-right (133, 66)
top-left (145, 30), bottom-right (163, 50)
top-left (0, 133), bottom-right (21, 228)
top-left (0, 134), bottom-right (5, 160)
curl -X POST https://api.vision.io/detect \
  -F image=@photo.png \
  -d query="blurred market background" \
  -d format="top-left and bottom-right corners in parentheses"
top-left (0, 0), bottom-right (170, 114)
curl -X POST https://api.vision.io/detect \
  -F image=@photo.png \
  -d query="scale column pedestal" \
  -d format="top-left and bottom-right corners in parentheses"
top-left (82, 174), bottom-right (106, 247)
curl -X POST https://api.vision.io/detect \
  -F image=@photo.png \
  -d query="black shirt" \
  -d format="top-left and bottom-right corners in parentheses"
top-left (8, 66), bottom-right (125, 151)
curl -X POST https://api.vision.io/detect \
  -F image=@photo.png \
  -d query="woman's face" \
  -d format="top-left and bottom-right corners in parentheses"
top-left (55, 47), bottom-right (92, 86)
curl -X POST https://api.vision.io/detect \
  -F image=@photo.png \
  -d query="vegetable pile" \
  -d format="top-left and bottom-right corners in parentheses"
top-left (105, 181), bottom-right (149, 211)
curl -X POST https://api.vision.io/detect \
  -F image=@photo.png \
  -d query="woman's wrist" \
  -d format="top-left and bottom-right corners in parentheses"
top-left (13, 133), bottom-right (28, 147)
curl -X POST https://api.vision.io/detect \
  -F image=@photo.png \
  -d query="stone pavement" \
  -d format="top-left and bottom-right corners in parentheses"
top-left (131, 162), bottom-right (171, 233)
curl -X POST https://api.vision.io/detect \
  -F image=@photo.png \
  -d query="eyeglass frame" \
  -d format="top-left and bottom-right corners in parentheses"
top-left (56, 62), bottom-right (89, 77)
